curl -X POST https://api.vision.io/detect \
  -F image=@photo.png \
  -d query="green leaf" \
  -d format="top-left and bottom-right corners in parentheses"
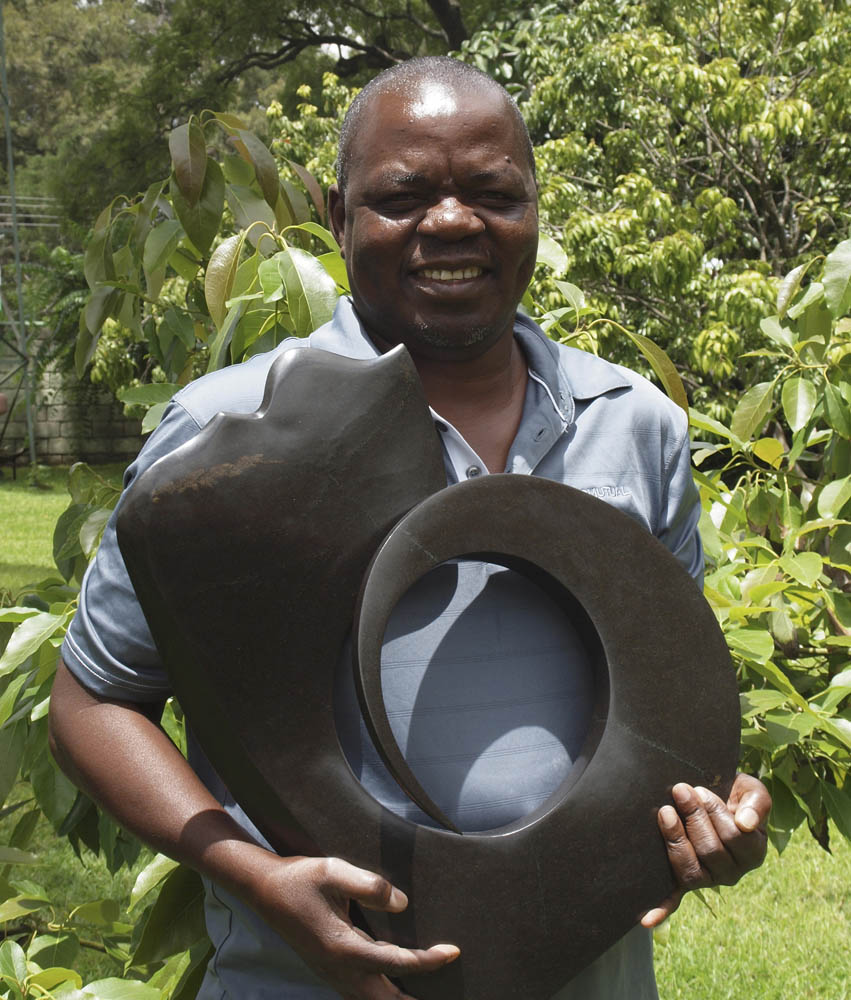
top-left (130, 853), bottom-right (179, 910)
top-left (286, 160), bottom-right (326, 223)
top-left (0, 846), bottom-right (38, 864)
top-left (170, 942), bottom-right (215, 1000)
top-left (205, 233), bottom-right (245, 330)
top-left (27, 932), bottom-right (80, 971)
top-left (0, 607), bottom-right (40, 623)
top-left (276, 247), bottom-right (339, 337)
top-left (776, 262), bottom-right (807, 317)
top-left (169, 122), bottom-right (207, 206)
top-left (0, 672), bottom-right (31, 727)
top-left (0, 939), bottom-right (27, 988)
top-left (726, 627), bottom-right (774, 663)
top-left (779, 551), bottom-right (823, 587)
top-left (0, 611), bottom-right (66, 676)
top-left (236, 129), bottom-right (280, 208)
top-left (764, 776), bottom-right (805, 853)
top-left (781, 377), bottom-right (817, 432)
top-left (79, 508), bottom-right (111, 559)
top-left (84, 285), bottom-right (121, 339)
top-left (284, 222), bottom-right (340, 253)
top-left (760, 315), bottom-right (795, 350)
top-left (824, 382), bottom-right (851, 438)
top-left (171, 159), bottom-right (225, 256)
top-left (818, 475), bottom-right (851, 519)
top-left (316, 252), bottom-right (350, 290)
top-left (620, 330), bottom-right (688, 413)
top-left (821, 782), bottom-right (851, 840)
top-left (730, 381), bottom-right (774, 441)
top-left (118, 384), bottom-right (180, 406)
top-left (536, 232), bottom-right (568, 273)
top-left (787, 280), bottom-right (824, 319)
top-left (823, 238), bottom-right (851, 318)
top-left (84, 205), bottom-right (116, 290)
top-left (70, 898), bottom-right (121, 926)
top-left (258, 257), bottom-right (285, 303)
top-left (554, 280), bottom-right (586, 313)
top-left (30, 752), bottom-right (78, 830)
top-left (0, 721), bottom-right (26, 805)
top-left (226, 184), bottom-right (276, 243)
top-left (141, 402), bottom-right (170, 434)
top-left (142, 220), bottom-right (184, 285)
top-left (28, 968), bottom-right (83, 991)
top-left (132, 865), bottom-right (207, 966)
top-left (739, 690), bottom-right (788, 716)
top-left (752, 437), bottom-right (784, 467)
top-left (206, 298), bottom-right (245, 372)
top-left (81, 978), bottom-right (161, 1000)
top-left (0, 890), bottom-right (48, 922)
top-left (689, 408), bottom-right (744, 450)
top-left (279, 177), bottom-right (311, 226)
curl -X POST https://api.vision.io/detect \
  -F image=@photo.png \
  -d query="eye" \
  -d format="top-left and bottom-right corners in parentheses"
top-left (477, 190), bottom-right (518, 207)
top-left (375, 192), bottom-right (423, 213)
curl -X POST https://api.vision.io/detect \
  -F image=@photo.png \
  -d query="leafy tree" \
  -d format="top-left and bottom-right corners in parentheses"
top-left (2, 0), bottom-right (521, 232)
top-left (462, 0), bottom-right (851, 415)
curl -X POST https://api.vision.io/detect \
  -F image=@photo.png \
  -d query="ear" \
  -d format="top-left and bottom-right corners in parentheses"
top-left (327, 183), bottom-right (346, 257)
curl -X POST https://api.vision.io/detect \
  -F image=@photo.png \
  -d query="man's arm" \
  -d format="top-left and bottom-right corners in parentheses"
top-left (48, 660), bottom-right (459, 1000)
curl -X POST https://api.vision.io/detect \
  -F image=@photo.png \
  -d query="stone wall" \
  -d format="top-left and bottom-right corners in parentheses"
top-left (0, 361), bottom-right (145, 467)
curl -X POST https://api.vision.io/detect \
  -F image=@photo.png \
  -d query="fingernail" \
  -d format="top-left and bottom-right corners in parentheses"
top-left (437, 945), bottom-right (460, 963)
top-left (641, 908), bottom-right (665, 928)
top-left (672, 783), bottom-right (692, 806)
top-left (738, 806), bottom-right (759, 831)
top-left (388, 888), bottom-right (408, 910)
top-left (695, 786), bottom-right (711, 804)
top-left (660, 805), bottom-right (678, 832)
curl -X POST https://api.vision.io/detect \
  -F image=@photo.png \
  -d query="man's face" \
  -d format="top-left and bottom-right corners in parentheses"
top-left (329, 81), bottom-right (538, 360)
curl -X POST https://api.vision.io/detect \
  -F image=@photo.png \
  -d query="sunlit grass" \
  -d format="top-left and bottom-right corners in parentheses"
top-left (654, 825), bottom-right (851, 999)
top-left (0, 464), bottom-right (125, 597)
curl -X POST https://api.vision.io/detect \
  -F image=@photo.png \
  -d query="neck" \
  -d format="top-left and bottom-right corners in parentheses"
top-left (372, 329), bottom-right (529, 473)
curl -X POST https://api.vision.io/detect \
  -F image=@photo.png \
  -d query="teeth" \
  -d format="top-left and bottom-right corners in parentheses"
top-left (421, 267), bottom-right (483, 281)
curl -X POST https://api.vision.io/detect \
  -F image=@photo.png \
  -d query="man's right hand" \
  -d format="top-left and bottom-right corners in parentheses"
top-left (243, 853), bottom-right (459, 999)
top-left (48, 662), bottom-right (457, 1000)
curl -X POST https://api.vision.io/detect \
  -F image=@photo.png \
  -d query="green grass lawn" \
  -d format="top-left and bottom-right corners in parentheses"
top-left (654, 825), bottom-right (851, 998)
top-left (0, 464), bottom-right (125, 597)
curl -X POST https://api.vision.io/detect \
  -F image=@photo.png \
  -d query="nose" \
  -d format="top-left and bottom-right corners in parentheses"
top-left (417, 196), bottom-right (485, 241)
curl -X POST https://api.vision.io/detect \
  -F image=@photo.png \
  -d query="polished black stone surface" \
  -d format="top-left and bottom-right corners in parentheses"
top-left (117, 346), bottom-right (739, 1000)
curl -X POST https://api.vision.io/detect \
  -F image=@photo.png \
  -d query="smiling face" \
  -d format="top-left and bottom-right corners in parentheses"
top-left (329, 81), bottom-right (538, 361)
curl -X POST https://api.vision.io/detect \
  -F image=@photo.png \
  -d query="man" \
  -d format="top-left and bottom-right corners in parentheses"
top-left (49, 57), bottom-right (770, 1000)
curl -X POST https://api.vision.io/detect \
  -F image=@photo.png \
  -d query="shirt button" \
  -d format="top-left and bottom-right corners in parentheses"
top-left (466, 465), bottom-right (482, 478)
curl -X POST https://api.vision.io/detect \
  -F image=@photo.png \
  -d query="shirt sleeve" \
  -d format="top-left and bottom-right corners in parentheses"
top-left (655, 411), bottom-right (704, 585)
top-left (60, 399), bottom-right (203, 702)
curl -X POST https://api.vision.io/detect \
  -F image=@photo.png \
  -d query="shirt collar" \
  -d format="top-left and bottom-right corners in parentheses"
top-left (313, 297), bottom-right (632, 425)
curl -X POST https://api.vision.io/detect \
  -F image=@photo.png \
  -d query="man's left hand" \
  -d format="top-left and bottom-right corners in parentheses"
top-left (641, 772), bottom-right (771, 928)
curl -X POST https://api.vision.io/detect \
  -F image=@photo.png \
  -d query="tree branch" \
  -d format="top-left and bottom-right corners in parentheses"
top-left (423, 0), bottom-right (468, 48)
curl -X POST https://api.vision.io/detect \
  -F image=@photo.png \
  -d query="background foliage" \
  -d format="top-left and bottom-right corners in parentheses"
top-left (2, 0), bottom-right (851, 996)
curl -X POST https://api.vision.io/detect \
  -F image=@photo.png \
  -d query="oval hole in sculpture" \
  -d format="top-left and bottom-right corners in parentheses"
top-left (354, 556), bottom-right (610, 834)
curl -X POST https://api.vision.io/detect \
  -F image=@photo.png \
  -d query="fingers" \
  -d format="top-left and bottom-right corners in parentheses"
top-left (647, 777), bottom-right (769, 927)
top-left (323, 857), bottom-right (409, 913)
top-left (727, 772), bottom-right (772, 835)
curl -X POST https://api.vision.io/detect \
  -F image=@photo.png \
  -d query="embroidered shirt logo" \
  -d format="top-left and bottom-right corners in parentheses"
top-left (583, 485), bottom-right (631, 499)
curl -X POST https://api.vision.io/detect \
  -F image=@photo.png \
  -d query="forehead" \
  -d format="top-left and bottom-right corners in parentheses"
top-left (346, 82), bottom-right (530, 185)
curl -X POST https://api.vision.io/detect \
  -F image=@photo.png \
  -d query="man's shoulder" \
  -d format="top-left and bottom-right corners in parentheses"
top-left (171, 338), bottom-right (302, 428)
top-left (517, 314), bottom-right (687, 431)
top-left (172, 298), bottom-right (374, 428)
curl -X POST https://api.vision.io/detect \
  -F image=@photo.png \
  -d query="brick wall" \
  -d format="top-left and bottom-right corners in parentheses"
top-left (0, 362), bottom-right (145, 466)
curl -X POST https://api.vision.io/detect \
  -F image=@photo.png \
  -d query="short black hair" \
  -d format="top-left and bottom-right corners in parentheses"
top-left (336, 56), bottom-right (535, 194)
